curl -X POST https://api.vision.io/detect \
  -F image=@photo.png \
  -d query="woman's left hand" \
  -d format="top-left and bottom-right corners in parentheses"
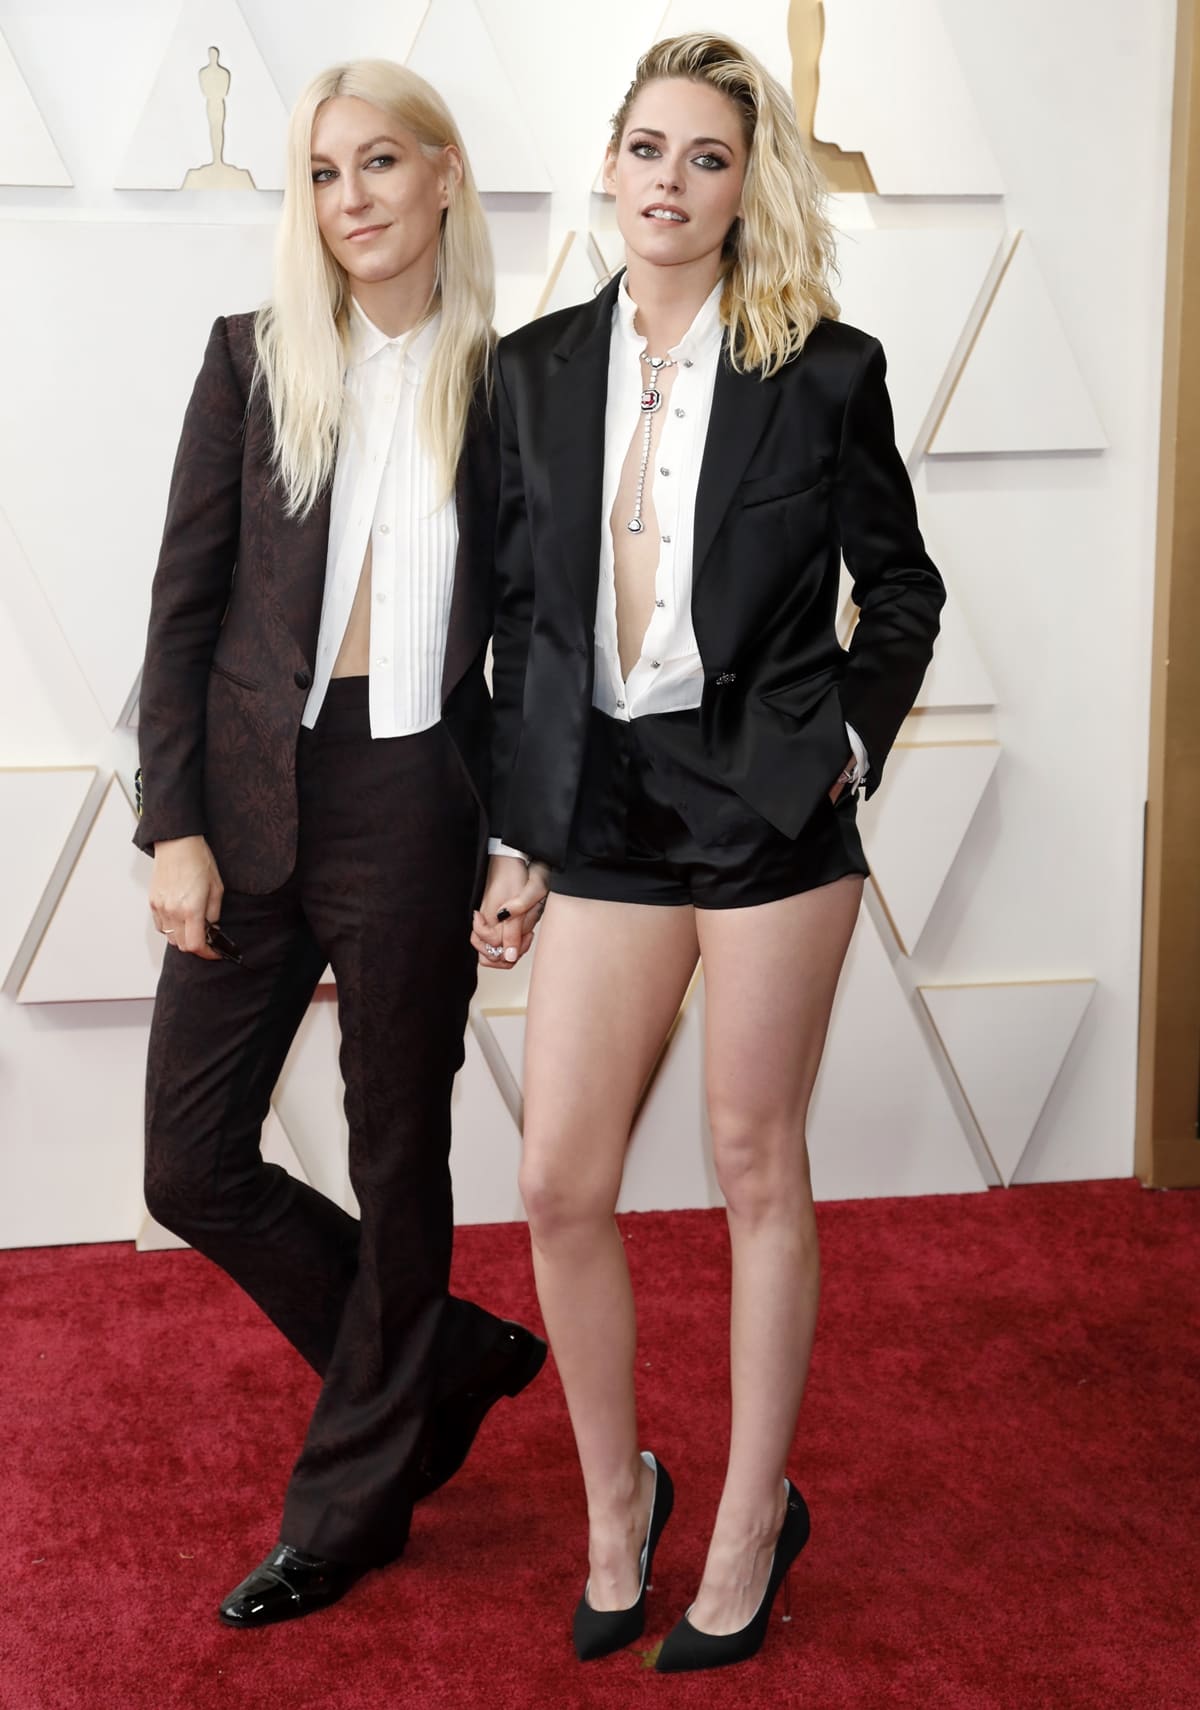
top-left (471, 855), bottom-right (551, 969)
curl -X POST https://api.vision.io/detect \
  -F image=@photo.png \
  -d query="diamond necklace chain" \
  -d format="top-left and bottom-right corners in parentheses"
top-left (627, 351), bottom-right (677, 534)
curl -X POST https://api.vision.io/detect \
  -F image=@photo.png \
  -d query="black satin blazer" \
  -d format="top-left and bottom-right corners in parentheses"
top-left (491, 272), bottom-right (945, 869)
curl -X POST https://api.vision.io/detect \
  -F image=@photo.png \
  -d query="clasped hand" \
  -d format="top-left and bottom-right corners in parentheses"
top-left (471, 855), bottom-right (550, 970)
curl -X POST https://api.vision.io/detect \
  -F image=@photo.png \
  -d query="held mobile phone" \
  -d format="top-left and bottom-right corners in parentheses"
top-left (204, 920), bottom-right (244, 964)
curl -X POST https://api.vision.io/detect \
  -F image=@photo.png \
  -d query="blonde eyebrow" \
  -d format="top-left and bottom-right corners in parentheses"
top-left (310, 136), bottom-right (404, 164)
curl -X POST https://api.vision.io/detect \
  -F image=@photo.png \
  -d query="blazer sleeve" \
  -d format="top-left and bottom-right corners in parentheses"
top-left (134, 316), bottom-right (246, 854)
top-left (488, 349), bottom-right (535, 841)
top-left (833, 338), bottom-right (945, 795)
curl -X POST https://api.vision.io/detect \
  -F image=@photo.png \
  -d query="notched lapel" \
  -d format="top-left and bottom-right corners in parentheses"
top-left (693, 352), bottom-right (782, 588)
top-left (545, 283), bottom-right (618, 620)
top-left (273, 483), bottom-right (332, 667)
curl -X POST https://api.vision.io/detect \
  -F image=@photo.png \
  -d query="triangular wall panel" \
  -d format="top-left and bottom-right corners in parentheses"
top-left (860, 742), bottom-right (1000, 955)
top-left (0, 30), bottom-right (71, 185)
top-left (816, 0), bottom-right (1004, 195)
top-left (930, 234), bottom-right (1108, 455)
top-left (450, 1024), bottom-right (525, 1223)
top-left (536, 231), bottom-right (609, 319)
top-left (808, 911), bottom-right (988, 1198)
top-left (116, 0), bottom-right (287, 189)
top-left (18, 777), bottom-right (164, 1004)
top-left (407, 0), bottom-right (551, 192)
top-left (913, 592), bottom-right (998, 710)
top-left (919, 980), bottom-right (1096, 1184)
top-left (0, 769), bottom-right (97, 987)
top-left (0, 221), bottom-right (275, 728)
top-left (834, 227), bottom-right (1005, 464)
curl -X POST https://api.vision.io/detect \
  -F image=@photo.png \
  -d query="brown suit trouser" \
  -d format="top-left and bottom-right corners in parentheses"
top-left (144, 679), bottom-right (502, 1565)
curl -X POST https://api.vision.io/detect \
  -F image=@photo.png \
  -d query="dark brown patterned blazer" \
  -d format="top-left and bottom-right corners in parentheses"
top-left (135, 313), bottom-right (498, 894)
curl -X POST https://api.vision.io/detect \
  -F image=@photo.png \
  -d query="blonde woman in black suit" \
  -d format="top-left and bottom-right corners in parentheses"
top-left (473, 34), bottom-right (943, 1674)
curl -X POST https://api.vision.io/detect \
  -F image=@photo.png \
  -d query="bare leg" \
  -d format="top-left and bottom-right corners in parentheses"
top-left (521, 894), bottom-right (699, 1610)
top-left (688, 876), bottom-right (862, 1633)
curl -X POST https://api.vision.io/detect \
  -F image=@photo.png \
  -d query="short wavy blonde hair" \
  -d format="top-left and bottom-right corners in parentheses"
top-left (609, 33), bottom-right (839, 375)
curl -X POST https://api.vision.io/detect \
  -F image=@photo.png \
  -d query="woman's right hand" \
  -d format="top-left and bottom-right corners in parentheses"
top-left (471, 855), bottom-right (550, 969)
top-left (149, 836), bottom-right (224, 958)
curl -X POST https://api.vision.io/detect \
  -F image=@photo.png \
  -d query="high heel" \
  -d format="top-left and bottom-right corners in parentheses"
top-left (572, 1451), bottom-right (674, 1662)
top-left (654, 1480), bottom-right (810, 1674)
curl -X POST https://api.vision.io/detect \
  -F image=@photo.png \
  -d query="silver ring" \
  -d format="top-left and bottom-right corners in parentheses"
top-left (484, 944), bottom-right (502, 959)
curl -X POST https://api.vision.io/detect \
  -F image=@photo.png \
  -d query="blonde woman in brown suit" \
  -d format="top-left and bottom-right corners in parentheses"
top-left (137, 60), bottom-right (544, 1629)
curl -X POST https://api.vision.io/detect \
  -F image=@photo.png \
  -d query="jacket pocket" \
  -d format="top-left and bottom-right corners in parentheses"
top-left (739, 464), bottom-right (829, 508)
top-left (209, 660), bottom-right (262, 691)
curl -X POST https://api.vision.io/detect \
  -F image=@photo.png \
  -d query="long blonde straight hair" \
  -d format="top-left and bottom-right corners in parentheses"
top-left (609, 34), bottom-right (839, 376)
top-left (255, 60), bottom-right (494, 516)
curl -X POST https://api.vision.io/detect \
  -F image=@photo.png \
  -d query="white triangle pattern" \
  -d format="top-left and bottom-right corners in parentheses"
top-left (859, 743), bottom-right (1000, 955)
top-left (0, 769), bottom-right (96, 987)
top-left (809, 911), bottom-right (988, 1197)
top-left (116, 0), bottom-right (288, 190)
top-left (816, 0), bottom-right (1004, 195)
top-left (407, 0), bottom-right (551, 192)
top-left (536, 231), bottom-right (609, 319)
top-left (835, 227), bottom-right (1005, 464)
top-left (19, 777), bottom-right (165, 1004)
top-left (919, 981), bottom-right (1096, 1184)
top-left (0, 29), bottom-right (71, 185)
top-left (930, 234), bottom-right (1108, 455)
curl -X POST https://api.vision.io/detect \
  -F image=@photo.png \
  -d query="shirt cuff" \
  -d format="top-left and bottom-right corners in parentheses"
top-left (487, 838), bottom-right (531, 863)
top-left (845, 722), bottom-right (869, 792)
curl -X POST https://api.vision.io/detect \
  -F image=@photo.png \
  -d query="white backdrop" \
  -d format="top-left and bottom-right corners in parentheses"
top-left (0, 0), bottom-right (1174, 1247)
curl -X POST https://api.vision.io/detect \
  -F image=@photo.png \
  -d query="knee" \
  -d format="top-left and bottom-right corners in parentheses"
top-left (709, 1110), bottom-right (812, 1225)
top-left (143, 1125), bottom-right (279, 1239)
top-left (519, 1142), bottom-right (615, 1246)
top-left (143, 1143), bottom-right (207, 1236)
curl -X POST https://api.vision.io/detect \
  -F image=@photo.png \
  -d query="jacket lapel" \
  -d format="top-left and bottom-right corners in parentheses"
top-left (692, 348), bottom-right (781, 591)
top-left (274, 483), bottom-right (333, 667)
top-left (545, 274), bottom-right (622, 620)
top-left (442, 382), bottom-right (492, 704)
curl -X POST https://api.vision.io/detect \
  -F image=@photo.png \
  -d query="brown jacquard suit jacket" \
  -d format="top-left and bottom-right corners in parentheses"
top-left (134, 314), bottom-right (498, 894)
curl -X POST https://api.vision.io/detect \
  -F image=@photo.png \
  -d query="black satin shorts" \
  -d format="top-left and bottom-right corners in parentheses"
top-left (550, 708), bottom-right (869, 911)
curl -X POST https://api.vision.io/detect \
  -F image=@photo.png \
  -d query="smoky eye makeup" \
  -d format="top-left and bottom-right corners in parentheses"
top-left (626, 132), bottom-right (733, 169)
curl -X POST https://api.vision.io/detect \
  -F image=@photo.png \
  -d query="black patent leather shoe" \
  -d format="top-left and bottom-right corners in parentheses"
top-left (655, 1481), bottom-right (810, 1673)
top-left (573, 1451), bottom-right (675, 1661)
top-left (218, 1544), bottom-right (366, 1628)
top-left (413, 1320), bottom-right (547, 1500)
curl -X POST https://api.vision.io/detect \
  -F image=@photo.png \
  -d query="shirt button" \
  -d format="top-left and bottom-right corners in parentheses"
top-left (655, 598), bottom-right (666, 608)
top-left (683, 359), bottom-right (693, 368)
top-left (377, 656), bottom-right (389, 666)
top-left (616, 699), bottom-right (626, 710)
top-left (661, 534), bottom-right (671, 543)
top-left (375, 591), bottom-right (387, 603)
top-left (675, 408), bottom-right (685, 417)
top-left (650, 659), bottom-right (662, 669)
top-left (659, 467), bottom-right (670, 477)
top-left (379, 523), bottom-right (390, 534)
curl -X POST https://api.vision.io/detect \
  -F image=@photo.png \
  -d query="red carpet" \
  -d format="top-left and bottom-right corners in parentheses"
top-left (3, 1180), bottom-right (1199, 1710)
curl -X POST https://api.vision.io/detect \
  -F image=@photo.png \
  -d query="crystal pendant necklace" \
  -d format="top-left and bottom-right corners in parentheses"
top-left (627, 351), bottom-right (677, 534)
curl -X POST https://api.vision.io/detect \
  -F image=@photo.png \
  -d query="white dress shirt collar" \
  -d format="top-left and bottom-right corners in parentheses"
top-left (348, 297), bottom-right (441, 374)
top-left (615, 274), bottom-right (725, 365)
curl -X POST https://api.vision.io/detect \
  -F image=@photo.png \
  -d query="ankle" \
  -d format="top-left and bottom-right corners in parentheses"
top-left (586, 1453), bottom-right (651, 1527)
